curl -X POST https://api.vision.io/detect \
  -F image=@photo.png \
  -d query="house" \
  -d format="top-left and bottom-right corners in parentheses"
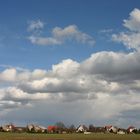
top-left (27, 124), bottom-right (34, 132)
top-left (35, 125), bottom-right (47, 133)
top-left (27, 124), bottom-right (47, 133)
top-left (76, 125), bottom-right (88, 133)
top-left (1, 124), bottom-right (15, 132)
top-left (109, 126), bottom-right (118, 133)
top-left (105, 125), bottom-right (118, 133)
top-left (47, 125), bottom-right (58, 133)
top-left (127, 126), bottom-right (137, 134)
top-left (105, 125), bottom-right (112, 132)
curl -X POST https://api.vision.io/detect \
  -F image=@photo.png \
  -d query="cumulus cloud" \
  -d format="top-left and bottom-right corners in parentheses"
top-left (112, 8), bottom-right (140, 50)
top-left (1, 48), bottom-right (140, 127)
top-left (0, 68), bottom-right (17, 82)
top-left (81, 51), bottom-right (140, 79)
top-left (123, 8), bottom-right (140, 32)
top-left (1, 10), bottom-right (140, 127)
top-left (28, 24), bottom-right (95, 46)
top-left (0, 68), bottom-right (48, 85)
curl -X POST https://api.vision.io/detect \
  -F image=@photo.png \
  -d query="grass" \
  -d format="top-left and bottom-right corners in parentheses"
top-left (0, 133), bottom-right (140, 140)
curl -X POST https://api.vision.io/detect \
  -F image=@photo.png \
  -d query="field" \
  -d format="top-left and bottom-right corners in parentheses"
top-left (0, 133), bottom-right (140, 140)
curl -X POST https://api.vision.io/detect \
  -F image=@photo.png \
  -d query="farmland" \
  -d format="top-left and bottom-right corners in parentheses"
top-left (0, 133), bottom-right (140, 140)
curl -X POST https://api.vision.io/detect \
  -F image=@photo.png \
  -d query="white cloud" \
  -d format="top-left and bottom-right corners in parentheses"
top-left (0, 68), bottom-right (48, 83)
top-left (99, 29), bottom-right (113, 33)
top-left (32, 69), bottom-right (47, 79)
top-left (27, 20), bottom-right (44, 32)
top-left (28, 24), bottom-right (95, 46)
top-left (28, 36), bottom-right (61, 46)
top-left (123, 8), bottom-right (140, 32)
top-left (52, 25), bottom-right (95, 45)
top-left (0, 68), bottom-right (17, 82)
top-left (1, 49), bottom-right (140, 127)
top-left (112, 8), bottom-right (140, 50)
top-left (112, 32), bottom-right (140, 49)
top-left (2, 10), bottom-right (140, 126)
top-left (52, 59), bottom-right (80, 77)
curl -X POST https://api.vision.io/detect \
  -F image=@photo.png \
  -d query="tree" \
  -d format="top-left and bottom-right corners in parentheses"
top-left (89, 124), bottom-right (94, 132)
top-left (55, 122), bottom-right (66, 133)
top-left (55, 122), bottom-right (65, 129)
top-left (68, 124), bottom-right (76, 133)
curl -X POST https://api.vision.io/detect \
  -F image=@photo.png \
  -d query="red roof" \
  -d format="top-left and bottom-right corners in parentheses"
top-left (47, 126), bottom-right (57, 131)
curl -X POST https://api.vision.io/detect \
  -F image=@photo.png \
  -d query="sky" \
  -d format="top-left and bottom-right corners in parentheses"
top-left (0, 0), bottom-right (140, 128)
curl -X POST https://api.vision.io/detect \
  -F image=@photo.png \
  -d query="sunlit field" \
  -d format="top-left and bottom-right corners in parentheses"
top-left (0, 133), bottom-right (140, 140)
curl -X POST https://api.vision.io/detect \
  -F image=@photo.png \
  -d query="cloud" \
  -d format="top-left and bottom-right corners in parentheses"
top-left (28, 24), bottom-right (95, 46)
top-left (112, 32), bottom-right (140, 50)
top-left (52, 59), bottom-right (80, 77)
top-left (52, 25), bottom-right (95, 45)
top-left (123, 8), bottom-right (140, 32)
top-left (99, 29), bottom-right (113, 33)
top-left (0, 68), bottom-right (48, 84)
top-left (1, 10), bottom-right (140, 127)
top-left (81, 51), bottom-right (140, 79)
top-left (0, 68), bottom-right (17, 82)
top-left (112, 8), bottom-right (140, 50)
top-left (27, 20), bottom-right (44, 32)
top-left (28, 36), bottom-right (61, 46)
top-left (1, 48), bottom-right (140, 126)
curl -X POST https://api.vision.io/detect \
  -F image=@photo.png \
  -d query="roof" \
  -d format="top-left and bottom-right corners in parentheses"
top-left (47, 126), bottom-right (57, 131)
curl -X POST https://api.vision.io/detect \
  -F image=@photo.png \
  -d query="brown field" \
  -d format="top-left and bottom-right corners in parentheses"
top-left (0, 133), bottom-right (140, 140)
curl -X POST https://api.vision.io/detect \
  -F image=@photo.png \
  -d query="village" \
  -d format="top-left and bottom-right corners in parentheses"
top-left (0, 123), bottom-right (140, 135)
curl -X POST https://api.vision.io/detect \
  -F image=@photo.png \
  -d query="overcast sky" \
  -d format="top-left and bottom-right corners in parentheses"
top-left (0, 0), bottom-right (140, 128)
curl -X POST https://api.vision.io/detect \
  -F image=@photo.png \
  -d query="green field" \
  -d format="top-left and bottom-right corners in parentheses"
top-left (0, 133), bottom-right (140, 140)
